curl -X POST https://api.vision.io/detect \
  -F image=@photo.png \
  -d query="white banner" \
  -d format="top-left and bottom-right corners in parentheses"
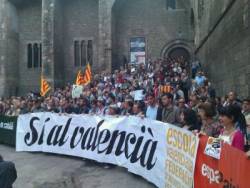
top-left (16, 113), bottom-right (199, 188)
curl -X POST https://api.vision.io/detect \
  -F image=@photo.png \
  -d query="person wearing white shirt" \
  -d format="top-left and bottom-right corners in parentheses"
top-left (146, 94), bottom-right (158, 120)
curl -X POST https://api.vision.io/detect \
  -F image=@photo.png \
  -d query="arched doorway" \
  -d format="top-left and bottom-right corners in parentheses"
top-left (161, 40), bottom-right (193, 63)
top-left (166, 47), bottom-right (190, 62)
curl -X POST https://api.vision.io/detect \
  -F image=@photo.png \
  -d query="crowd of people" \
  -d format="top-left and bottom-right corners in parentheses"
top-left (0, 56), bottom-right (250, 155)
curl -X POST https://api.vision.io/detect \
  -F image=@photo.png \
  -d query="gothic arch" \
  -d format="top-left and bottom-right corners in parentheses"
top-left (161, 40), bottom-right (193, 62)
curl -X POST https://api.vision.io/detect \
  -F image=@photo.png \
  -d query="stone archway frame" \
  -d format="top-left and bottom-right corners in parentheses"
top-left (160, 39), bottom-right (194, 61)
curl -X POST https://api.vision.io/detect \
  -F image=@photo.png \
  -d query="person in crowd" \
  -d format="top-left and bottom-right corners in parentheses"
top-left (223, 91), bottom-right (241, 107)
top-left (0, 155), bottom-right (17, 188)
top-left (174, 84), bottom-right (184, 101)
top-left (157, 93), bottom-right (180, 126)
top-left (242, 98), bottom-right (250, 116)
top-left (19, 100), bottom-right (29, 114)
top-left (96, 96), bottom-right (107, 115)
top-left (189, 93), bottom-right (200, 113)
top-left (194, 71), bottom-right (206, 87)
top-left (177, 97), bottom-right (188, 112)
top-left (245, 114), bottom-right (250, 154)
top-left (132, 102), bottom-right (145, 117)
top-left (89, 99), bottom-right (98, 114)
top-left (218, 105), bottom-right (245, 151)
top-left (107, 104), bottom-right (119, 116)
top-left (198, 102), bottom-right (222, 137)
top-left (145, 94), bottom-right (158, 120)
top-left (180, 108), bottom-right (199, 131)
top-left (31, 98), bottom-right (44, 113)
top-left (120, 97), bottom-right (134, 116)
top-left (77, 98), bottom-right (90, 114)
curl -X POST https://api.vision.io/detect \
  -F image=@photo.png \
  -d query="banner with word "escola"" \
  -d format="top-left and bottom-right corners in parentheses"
top-left (16, 112), bottom-right (199, 188)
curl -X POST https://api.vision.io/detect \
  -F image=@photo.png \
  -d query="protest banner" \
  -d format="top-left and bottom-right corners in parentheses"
top-left (16, 113), bottom-right (199, 188)
top-left (0, 115), bottom-right (17, 146)
top-left (204, 137), bottom-right (222, 160)
top-left (72, 84), bottom-right (83, 98)
top-left (134, 90), bottom-right (144, 101)
top-left (194, 136), bottom-right (250, 188)
top-left (165, 126), bottom-right (199, 188)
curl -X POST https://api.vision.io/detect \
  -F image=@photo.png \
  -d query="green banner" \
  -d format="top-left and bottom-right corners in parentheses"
top-left (0, 115), bottom-right (17, 147)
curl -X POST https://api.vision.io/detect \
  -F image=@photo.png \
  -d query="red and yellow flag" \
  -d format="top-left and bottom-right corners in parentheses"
top-left (75, 70), bottom-right (85, 85)
top-left (160, 85), bottom-right (172, 94)
top-left (82, 63), bottom-right (92, 85)
top-left (75, 64), bottom-right (92, 86)
top-left (40, 76), bottom-right (51, 97)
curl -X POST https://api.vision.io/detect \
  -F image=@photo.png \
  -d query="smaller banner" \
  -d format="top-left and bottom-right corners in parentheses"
top-left (204, 137), bottom-right (222, 160)
top-left (194, 136), bottom-right (250, 188)
top-left (0, 115), bottom-right (17, 146)
top-left (165, 126), bottom-right (199, 188)
top-left (72, 84), bottom-right (83, 98)
top-left (131, 90), bottom-right (145, 101)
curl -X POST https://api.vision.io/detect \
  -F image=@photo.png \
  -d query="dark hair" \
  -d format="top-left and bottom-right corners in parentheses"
top-left (243, 98), bottom-right (250, 103)
top-left (147, 93), bottom-right (155, 99)
top-left (183, 109), bottom-right (198, 131)
top-left (219, 105), bottom-right (247, 134)
top-left (218, 105), bottom-right (239, 123)
top-left (162, 93), bottom-right (173, 101)
top-left (134, 101), bottom-right (145, 112)
top-left (198, 102), bottom-right (216, 118)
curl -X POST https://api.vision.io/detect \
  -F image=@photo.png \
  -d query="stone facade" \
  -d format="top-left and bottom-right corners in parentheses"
top-left (112, 0), bottom-right (193, 70)
top-left (191, 0), bottom-right (250, 98)
top-left (1, 0), bottom-right (250, 97)
top-left (0, 0), bottom-right (194, 96)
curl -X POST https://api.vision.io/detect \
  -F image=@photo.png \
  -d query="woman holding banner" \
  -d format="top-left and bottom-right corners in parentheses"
top-left (218, 105), bottom-right (245, 151)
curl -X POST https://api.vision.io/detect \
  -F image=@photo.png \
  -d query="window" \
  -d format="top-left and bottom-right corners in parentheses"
top-left (81, 40), bottom-right (86, 67)
top-left (27, 44), bottom-right (33, 68)
top-left (191, 9), bottom-right (195, 28)
top-left (33, 43), bottom-right (39, 68)
top-left (39, 43), bottom-right (42, 67)
top-left (87, 40), bottom-right (93, 65)
top-left (74, 39), bottom-right (93, 67)
top-left (27, 42), bottom-right (42, 69)
top-left (167, 0), bottom-right (176, 10)
top-left (74, 41), bottom-right (80, 67)
top-left (198, 0), bottom-right (204, 19)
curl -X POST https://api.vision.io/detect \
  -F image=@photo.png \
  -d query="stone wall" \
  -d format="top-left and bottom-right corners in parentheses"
top-left (18, 0), bottom-right (42, 94)
top-left (54, 0), bottom-right (64, 87)
top-left (61, 0), bottom-right (99, 83)
top-left (0, 0), bottom-right (194, 96)
top-left (112, 0), bottom-right (193, 69)
top-left (0, 0), bottom-right (19, 96)
top-left (192, 0), bottom-right (250, 98)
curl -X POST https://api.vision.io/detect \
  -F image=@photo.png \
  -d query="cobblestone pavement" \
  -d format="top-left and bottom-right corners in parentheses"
top-left (0, 144), bottom-right (156, 188)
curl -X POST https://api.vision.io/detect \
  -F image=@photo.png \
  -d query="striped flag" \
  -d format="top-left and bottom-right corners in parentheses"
top-left (82, 63), bottom-right (92, 85)
top-left (160, 85), bottom-right (172, 94)
top-left (75, 70), bottom-right (85, 85)
top-left (40, 76), bottom-right (51, 97)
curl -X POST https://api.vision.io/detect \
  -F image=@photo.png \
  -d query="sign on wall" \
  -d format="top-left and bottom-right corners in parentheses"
top-left (130, 37), bottom-right (146, 64)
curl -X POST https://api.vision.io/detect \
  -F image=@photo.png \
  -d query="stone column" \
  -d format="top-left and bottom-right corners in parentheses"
top-left (0, 0), bottom-right (7, 96)
top-left (42, 0), bottom-right (56, 89)
top-left (0, 0), bottom-right (19, 97)
top-left (98, 0), bottom-right (116, 73)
